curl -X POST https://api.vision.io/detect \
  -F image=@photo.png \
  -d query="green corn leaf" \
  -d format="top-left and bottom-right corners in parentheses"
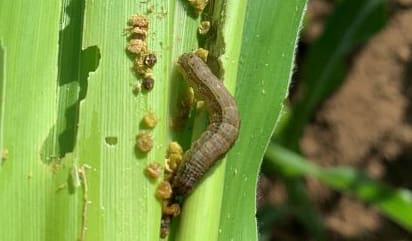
top-left (0, 0), bottom-right (306, 240)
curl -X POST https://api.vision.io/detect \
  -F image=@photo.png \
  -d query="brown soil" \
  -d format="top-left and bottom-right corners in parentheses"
top-left (264, 0), bottom-right (412, 240)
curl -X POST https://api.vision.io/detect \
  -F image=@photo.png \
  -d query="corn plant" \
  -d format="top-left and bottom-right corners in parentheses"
top-left (0, 0), bottom-right (307, 240)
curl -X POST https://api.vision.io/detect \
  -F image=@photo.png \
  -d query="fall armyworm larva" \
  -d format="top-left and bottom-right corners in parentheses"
top-left (172, 53), bottom-right (240, 196)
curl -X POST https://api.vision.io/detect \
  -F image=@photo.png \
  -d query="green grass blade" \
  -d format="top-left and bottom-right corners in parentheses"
top-left (72, 1), bottom-right (198, 240)
top-left (0, 1), bottom-right (62, 240)
top-left (0, 0), bottom-right (197, 240)
top-left (217, 1), bottom-right (307, 240)
top-left (173, 1), bottom-right (307, 240)
top-left (174, 1), bottom-right (248, 240)
top-left (265, 143), bottom-right (412, 231)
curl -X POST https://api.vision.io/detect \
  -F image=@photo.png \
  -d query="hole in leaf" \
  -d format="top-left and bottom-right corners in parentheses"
top-left (41, 0), bottom-right (101, 164)
top-left (105, 136), bottom-right (118, 146)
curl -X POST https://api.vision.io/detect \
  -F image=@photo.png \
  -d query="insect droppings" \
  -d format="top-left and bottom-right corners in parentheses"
top-left (128, 14), bottom-right (149, 28)
top-left (164, 142), bottom-right (184, 174)
top-left (170, 87), bottom-right (195, 130)
top-left (135, 132), bottom-right (153, 153)
top-left (145, 162), bottom-right (162, 179)
top-left (160, 216), bottom-right (171, 238)
top-left (142, 112), bottom-right (158, 129)
top-left (142, 77), bottom-right (154, 90)
top-left (187, 0), bottom-right (209, 12)
top-left (126, 14), bottom-right (156, 92)
top-left (167, 142), bottom-right (184, 156)
top-left (172, 53), bottom-right (240, 196)
top-left (162, 203), bottom-right (181, 217)
top-left (198, 21), bottom-right (211, 35)
top-left (126, 15), bottom-right (149, 38)
top-left (156, 181), bottom-right (173, 199)
top-left (126, 39), bottom-right (147, 55)
top-left (144, 53), bottom-right (157, 68)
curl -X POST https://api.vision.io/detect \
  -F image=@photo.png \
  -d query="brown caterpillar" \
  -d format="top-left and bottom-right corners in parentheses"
top-left (172, 53), bottom-right (240, 196)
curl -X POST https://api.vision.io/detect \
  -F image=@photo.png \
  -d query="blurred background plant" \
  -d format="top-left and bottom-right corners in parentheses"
top-left (0, 0), bottom-right (305, 241)
top-left (258, 0), bottom-right (412, 240)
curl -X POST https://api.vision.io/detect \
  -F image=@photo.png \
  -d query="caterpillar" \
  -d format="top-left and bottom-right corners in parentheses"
top-left (172, 53), bottom-right (240, 196)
